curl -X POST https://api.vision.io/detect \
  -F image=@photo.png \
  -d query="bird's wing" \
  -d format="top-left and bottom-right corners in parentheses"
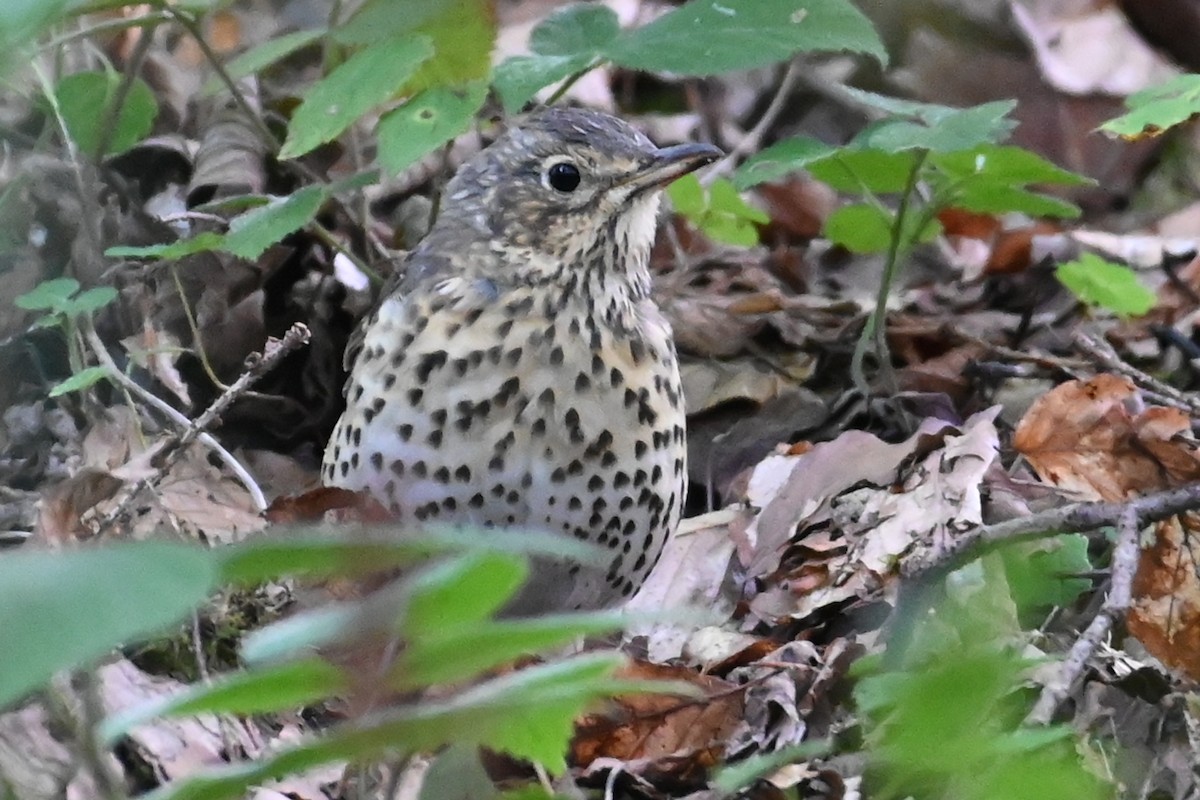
top-left (342, 248), bottom-right (453, 373)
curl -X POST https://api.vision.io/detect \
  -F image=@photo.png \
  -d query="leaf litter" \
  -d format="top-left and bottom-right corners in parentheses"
top-left (6, 0), bottom-right (1200, 798)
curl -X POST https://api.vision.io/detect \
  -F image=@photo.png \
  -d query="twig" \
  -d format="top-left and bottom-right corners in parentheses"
top-left (701, 58), bottom-right (803, 187)
top-left (82, 321), bottom-right (267, 513)
top-left (902, 482), bottom-right (1200, 582)
top-left (1075, 331), bottom-right (1200, 416)
top-left (1025, 504), bottom-right (1140, 724)
top-left (87, 323), bottom-right (311, 531)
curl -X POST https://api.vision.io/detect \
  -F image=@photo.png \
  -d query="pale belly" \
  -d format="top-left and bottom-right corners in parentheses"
top-left (323, 292), bottom-right (687, 612)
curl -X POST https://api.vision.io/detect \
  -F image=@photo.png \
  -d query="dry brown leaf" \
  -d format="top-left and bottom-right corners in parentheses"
top-left (1015, 375), bottom-right (1200, 680)
top-left (748, 409), bottom-right (1000, 624)
top-left (1013, 374), bottom-right (1187, 500)
top-left (572, 661), bottom-right (744, 767)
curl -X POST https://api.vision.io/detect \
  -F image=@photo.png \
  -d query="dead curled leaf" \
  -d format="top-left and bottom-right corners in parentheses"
top-left (1014, 374), bottom-right (1200, 679)
top-left (571, 661), bottom-right (745, 768)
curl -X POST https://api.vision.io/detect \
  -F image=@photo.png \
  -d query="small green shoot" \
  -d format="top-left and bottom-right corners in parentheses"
top-left (1056, 253), bottom-right (1156, 317)
top-left (668, 174), bottom-right (769, 247)
top-left (15, 277), bottom-right (117, 397)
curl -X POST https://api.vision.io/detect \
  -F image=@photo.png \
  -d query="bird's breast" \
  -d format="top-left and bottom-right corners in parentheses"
top-left (323, 282), bottom-right (687, 610)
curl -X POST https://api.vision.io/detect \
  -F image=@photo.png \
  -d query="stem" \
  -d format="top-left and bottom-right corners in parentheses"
top-left (850, 149), bottom-right (929, 397)
top-left (543, 61), bottom-right (601, 107)
top-left (157, 4), bottom-right (282, 154)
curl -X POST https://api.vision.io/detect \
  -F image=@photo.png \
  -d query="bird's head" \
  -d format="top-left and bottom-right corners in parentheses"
top-left (435, 106), bottom-right (721, 286)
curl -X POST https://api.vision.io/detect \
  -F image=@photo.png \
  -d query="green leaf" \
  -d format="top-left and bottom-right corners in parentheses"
top-left (849, 96), bottom-right (1017, 154)
top-left (419, 744), bottom-right (501, 800)
top-left (397, 610), bottom-right (630, 689)
top-left (709, 178), bottom-right (769, 223)
top-left (55, 71), bottom-right (157, 156)
top-left (377, 81), bottom-right (487, 175)
top-left (530, 3), bottom-right (621, 56)
top-left (14, 277), bottom-right (80, 311)
top-left (733, 136), bottom-right (837, 189)
top-left (666, 173), bottom-right (706, 215)
top-left (1001, 536), bottom-right (1091, 621)
top-left (338, 0), bottom-right (494, 90)
top-left (405, 553), bottom-right (526, 632)
top-left (949, 182), bottom-right (1080, 219)
top-left (143, 655), bottom-right (629, 800)
top-left (0, 543), bottom-right (216, 708)
top-left (491, 3), bottom-right (619, 112)
top-left (48, 365), bottom-right (111, 397)
top-left (932, 146), bottom-right (1092, 187)
top-left (1100, 73), bottom-right (1200, 139)
top-left (1056, 253), bottom-right (1156, 317)
top-left (807, 149), bottom-right (923, 194)
top-left (669, 176), bottom-right (766, 246)
top-left (105, 232), bottom-right (227, 261)
top-left (223, 185), bottom-right (328, 259)
top-left (0, 0), bottom-right (67, 63)
top-left (824, 203), bottom-right (894, 253)
top-left (607, 0), bottom-right (886, 76)
top-left (217, 527), bottom-right (602, 586)
top-left (201, 29), bottom-right (325, 96)
top-left (60, 286), bottom-right (118, 316)
top-left (492, 54), bottom-right (593, 113)
top-left (100, 658), bottom-right (344, 743)
top-left (278, 36), bottom-right (434, 159)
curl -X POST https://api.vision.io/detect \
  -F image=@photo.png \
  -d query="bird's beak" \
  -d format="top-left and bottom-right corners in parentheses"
top-left (621, 142), bottom-right (724, 193)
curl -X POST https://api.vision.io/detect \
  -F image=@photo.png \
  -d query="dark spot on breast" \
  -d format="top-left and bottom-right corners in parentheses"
top-left (407, 388), bottom-right (424, 406)
top-left (415, 351), bottom-right (448, 382)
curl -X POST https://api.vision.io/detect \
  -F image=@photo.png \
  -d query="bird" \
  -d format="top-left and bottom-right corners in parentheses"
top-left (322, 106), bottom-right (721, 614)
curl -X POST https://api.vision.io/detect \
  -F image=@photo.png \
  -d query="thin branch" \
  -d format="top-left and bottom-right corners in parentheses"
top-left (1075, 331), bottom-right (1200, 416)
top-left (702, 58), bottom-right (804, 187)
top-left (85, 323), bottom-right (311, 529)
top-left (1025, 504), bottom-right (1141, 724)
top-left (902, 482), bottom-right (1200, 583)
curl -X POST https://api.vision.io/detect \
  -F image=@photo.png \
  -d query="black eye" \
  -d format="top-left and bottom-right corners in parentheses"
top-left (547, 162), bottom-right (581, 192)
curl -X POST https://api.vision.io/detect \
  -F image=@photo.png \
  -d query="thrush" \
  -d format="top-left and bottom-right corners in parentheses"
top-left (322, 106), bottom-right (721, 613)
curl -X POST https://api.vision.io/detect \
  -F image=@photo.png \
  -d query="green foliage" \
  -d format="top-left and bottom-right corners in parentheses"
top-left (734, 92), bottom-right (1092, 389)
top-left (1001, 535), bottom-right (1092, 625)
top-left (1100, 73), bottom-right (1200, 139)
top-left (1056, 253), bottom-right (1156, 317)
top-left (277, 36), bottom-right (435, 159)
top-left (377, 81), bottom-right (489, 175)
top-left (53, 70), bottom-right (157, 156)
top-left (0, 0), bottom-right (67, 72)
top-left (854, 558), bottom-right (1109, 800)
top-left (16, 277), bottom-right (118, 397)
top-left (667, 174), bottom-right (769, 246)
top-left (2, 532), bottom-right (685, 796)
top-left (0, 542), bottom-right (218, 707)
top-left (493, 0), bottom-right (886, 112)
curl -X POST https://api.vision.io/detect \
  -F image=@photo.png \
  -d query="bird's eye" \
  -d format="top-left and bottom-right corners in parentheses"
top-left (546, 161), bottom-right (582, 193)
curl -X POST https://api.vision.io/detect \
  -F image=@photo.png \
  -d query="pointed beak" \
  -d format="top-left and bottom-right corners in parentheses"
top-left (621, 142), bottom-right (724, 193)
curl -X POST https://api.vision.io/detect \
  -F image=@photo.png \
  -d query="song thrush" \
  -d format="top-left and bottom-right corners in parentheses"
top-left (323, 106), bottom-right (721, 613)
